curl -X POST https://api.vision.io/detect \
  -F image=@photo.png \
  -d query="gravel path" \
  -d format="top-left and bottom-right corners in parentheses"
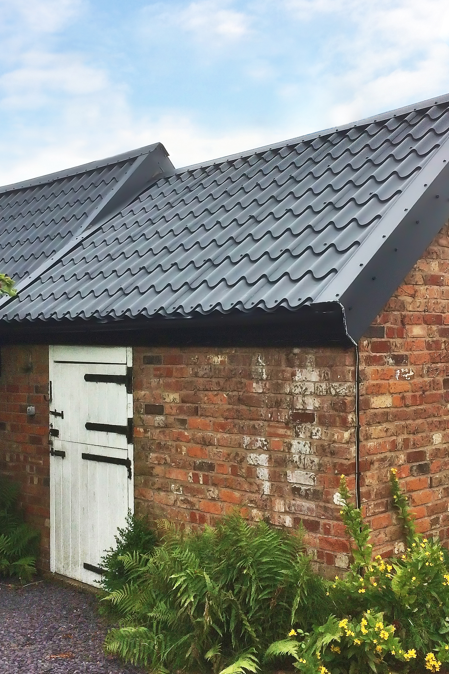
top-left (0, 578), bottom-right (146, 674)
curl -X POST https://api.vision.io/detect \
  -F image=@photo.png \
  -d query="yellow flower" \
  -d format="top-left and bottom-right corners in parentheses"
top-left (354, 639), bottom-right (361, 645)
top-left (338, 619), bottom-right (348, 628)
top-left (319, 667), bottom-right (330, 674)
top-left (288, 629), bottom-right (297, 637)
top-left (391, 468), bottom-right (397, 475)
top-left (375, 622), bottom-right (384, 631)
top-left (330, 645), bottom-right (341, 653)
top-left (299, 658), bottom-right (306, 664)
top-left (376, 645), bottom-right (383, 653)
top-left (380, 630), bottom-right (389, 640)
top-left (404, 649), bottom-right (417, 661)
top-left (425, 652), bottom-right (441, 672)
top-left (358, 588), bottom-right (365, 593)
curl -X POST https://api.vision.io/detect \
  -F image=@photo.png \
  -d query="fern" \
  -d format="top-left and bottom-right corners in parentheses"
top-left (0, 477), bottom-right (39, 581)
top-left (218, 652), bottom-right (259, 674)
top-left (99, 511), bottom-right (157, 595)
top-left (102, 513), bottom-right (325, 672)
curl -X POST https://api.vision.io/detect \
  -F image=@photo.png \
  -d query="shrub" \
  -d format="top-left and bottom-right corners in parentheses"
top-left (99, 511), bottom-right (157, 595)
top-left (267, 471), bottom-right (449, 673)
top-left (103, 472), bottom-right (449, 673)
top-left (103, 515), bottom-right (327, 673)
top-left (0, 477), bottom-right (39, 581)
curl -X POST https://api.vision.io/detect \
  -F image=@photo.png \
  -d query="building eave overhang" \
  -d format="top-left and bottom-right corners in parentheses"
top-left (0, 303), bottom-right (352, 348)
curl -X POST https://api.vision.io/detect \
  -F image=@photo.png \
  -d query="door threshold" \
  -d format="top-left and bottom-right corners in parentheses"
top-left (43, 571), bottom-right (102, 595)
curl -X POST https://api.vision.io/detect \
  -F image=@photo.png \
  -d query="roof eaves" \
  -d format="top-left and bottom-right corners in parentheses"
top-left (315, 132), bottom-right (449, 340)
top-left (0, 142), bottom-right (169, 194)
top-left (175, 92), bottom-right (449, 174)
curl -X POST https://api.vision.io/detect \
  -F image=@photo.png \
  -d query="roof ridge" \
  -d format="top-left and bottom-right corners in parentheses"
top-left (0, 142), bottom-right (167, 195)
top-left (175, 92), bottom-right (449, 173)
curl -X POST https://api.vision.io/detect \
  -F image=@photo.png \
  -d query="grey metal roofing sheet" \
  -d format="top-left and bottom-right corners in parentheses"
top-left (3, 94), bottom-right (449, 339)
top-left (0, 143), bottom-right (169, 283)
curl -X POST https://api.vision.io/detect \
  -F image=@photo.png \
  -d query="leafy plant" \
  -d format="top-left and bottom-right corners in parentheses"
top-left (99, 511), bottom-right (157, 595)
top-left (0, 273), bottom-right (16, 296)
top-left (102, 472), bottom-right (449, 673)
top-left (268, 471), bottom-right (449, 673)
top-left (103, 514), bottom-right (327, 673)
top-left (0, 477), bottom-right (39, 581)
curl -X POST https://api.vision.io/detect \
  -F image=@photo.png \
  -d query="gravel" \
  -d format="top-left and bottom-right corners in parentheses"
top-left (0, 578), bottom-right (146, 674)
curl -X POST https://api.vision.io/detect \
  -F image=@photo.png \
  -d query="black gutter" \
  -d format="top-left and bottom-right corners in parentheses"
top-left (0, 303), bottom-right (352, 348)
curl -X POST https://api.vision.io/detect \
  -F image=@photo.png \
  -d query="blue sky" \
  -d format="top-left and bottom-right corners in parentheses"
top-left (1, 0), bottom-right (449, 183)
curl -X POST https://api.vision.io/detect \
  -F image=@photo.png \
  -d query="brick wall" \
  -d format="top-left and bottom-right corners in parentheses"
top-left (0, 344), bottom-right (50, 568)
top-left (3, 223), bottom-right (449, 578)
top-left (360, 221), bottom-right (449, 556)
top-left (133, 346), bottom-right (356, 573)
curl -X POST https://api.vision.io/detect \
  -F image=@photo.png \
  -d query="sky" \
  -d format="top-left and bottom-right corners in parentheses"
top-left (1, 0), bottom-right (449, 184)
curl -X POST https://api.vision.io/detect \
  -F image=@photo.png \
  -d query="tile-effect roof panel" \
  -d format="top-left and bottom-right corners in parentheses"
top-left (0, 159), bottom-right (137, 283)
top-left (3, 99), bottom-right (449, 322)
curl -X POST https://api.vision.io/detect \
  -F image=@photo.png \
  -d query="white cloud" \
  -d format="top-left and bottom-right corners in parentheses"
top-left (0, 87), bottom-right (273, 185)
top-left (0, 52), bottom-right (108, 109)
top-left (281, 0), bottom-right (449, 125)
top-left (182, 1), bottom-right (250, 40)
top-left (0, 0), bottom-right (83, 37)
top-left (139, 0), bottom-right (251, 47)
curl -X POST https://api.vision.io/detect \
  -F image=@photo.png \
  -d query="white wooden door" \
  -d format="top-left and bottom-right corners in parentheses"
top-left (49, 346), bottom-right (133, 585)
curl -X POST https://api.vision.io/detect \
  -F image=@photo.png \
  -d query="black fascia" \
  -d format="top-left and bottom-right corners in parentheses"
top-left (340, 158), bottom-right (449, 341)
top-left (0, 303), bottom-right (352, 349)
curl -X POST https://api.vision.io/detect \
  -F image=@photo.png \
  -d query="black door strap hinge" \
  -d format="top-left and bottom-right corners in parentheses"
top-left (83, 367), bottom-right (132, 394)
top-left (85, 418), bottom-right (133, 444)
top-left (81, 452), bottom-right (132, 480)
top-left (49, 428), bottom-right (60, 437)
top-left (50, 448), bottom-right (65, 458)
top-left (83, 562), bottom-right (105, 575)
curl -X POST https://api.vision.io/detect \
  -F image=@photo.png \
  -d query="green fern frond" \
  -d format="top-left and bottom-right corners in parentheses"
top-left (218, 652), bottom-right (259, 674)
top-left (265, 638), bottom-right (300, 660)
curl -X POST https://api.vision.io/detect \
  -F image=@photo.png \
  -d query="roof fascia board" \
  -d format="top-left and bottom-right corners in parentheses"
top-left (0, 145), bottom-right (175, 312)
top-left (0, 142), bottom-right (169, 194)
top-left (317, 142), bottom-right (449, 340)
top-left (0, 303), bottom-right (351, 348)
top-left (176, 93), bottom-right (449, 173)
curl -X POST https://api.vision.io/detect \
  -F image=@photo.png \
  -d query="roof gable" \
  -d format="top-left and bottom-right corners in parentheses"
top-left (2, 94), bottom-right (449, 342)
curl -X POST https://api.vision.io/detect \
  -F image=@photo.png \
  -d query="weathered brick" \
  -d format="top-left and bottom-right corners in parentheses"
top-left (145, 404), bottom-right (165, 415)
top-left (143, 355), bottom-right (162, 365)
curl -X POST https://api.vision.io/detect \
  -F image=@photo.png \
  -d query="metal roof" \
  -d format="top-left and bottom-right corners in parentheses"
top-left (0, 143), bottom-right (173, 283)
top-left (2, 93), bottom-right (449, 341)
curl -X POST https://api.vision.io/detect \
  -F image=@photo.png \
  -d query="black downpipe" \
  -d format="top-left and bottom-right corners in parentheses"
top-left (339, 304), bottom-right (361, 508)
top-left (354, 343), bottom-right (361, 509)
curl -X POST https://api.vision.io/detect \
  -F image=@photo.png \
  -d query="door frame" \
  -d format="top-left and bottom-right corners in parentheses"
top-left (48, 345), bottom-right (134, 579)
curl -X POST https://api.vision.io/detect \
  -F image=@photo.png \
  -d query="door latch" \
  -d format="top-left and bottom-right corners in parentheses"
top-left (50, 409), bottom-right (64, 418)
